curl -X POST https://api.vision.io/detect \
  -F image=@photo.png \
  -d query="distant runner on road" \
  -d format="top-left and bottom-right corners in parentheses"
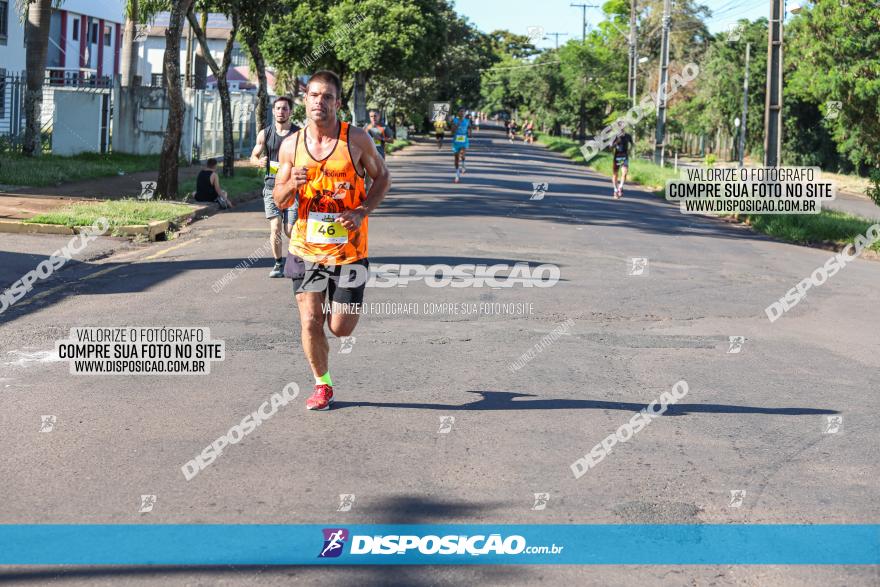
top-left (611, 129), bottom-right (634, 199)
top-left (251, 96), bottom-right (300, 277)
top-left (523, 119), bottom-right (535, 144)
top-left (433, 116), bottom-right (447, 150)
top-left (507, 118), bottom-right (518, 143)
top-left (450, 107), bottom-right (471, 184)
top-left (272, 70), bottom-right (391, 412)
top-left (364, 109), bottom-right (393, 159)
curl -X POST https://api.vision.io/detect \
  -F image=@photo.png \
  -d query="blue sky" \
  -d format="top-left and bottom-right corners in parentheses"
top-left (453, 0), bottom-right (770, 50)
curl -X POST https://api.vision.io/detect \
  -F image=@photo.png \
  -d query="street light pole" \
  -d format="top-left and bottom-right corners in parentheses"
top-left (544, 32), bottom-right (569, 49)
top-left (628, 0), bottom-right (638, 108)
top-left (654, 0), bottom-right (671, 166)
top-left (764, 0), bottom-right (784, 167)
top-left (739, 42), bottom-right (751, 167)
top-left (570, 3), bottom-right (599, 42)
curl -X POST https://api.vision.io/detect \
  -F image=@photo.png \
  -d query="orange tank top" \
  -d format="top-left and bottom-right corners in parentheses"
top-left (289, 121), bottom-right (368, 265)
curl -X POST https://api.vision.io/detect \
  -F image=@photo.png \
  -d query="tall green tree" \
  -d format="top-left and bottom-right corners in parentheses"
top-left (187, 3), bottom-right (238, 176)
top-left (786, 0), bottom-right (880, 170)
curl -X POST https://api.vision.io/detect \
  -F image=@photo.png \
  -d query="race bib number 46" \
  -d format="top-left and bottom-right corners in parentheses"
top-left (306, 212), bottom-right (349, 244)
top-left (269, 160), bottom-right (280, 176)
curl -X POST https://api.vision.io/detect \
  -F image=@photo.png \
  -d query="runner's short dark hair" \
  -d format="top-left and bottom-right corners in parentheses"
top-left (273, 96), bottom-right (293, 109)
top-left (206, 158), bottom-right (217, 167)
top-left (307, 70), bottom-right (342, 99)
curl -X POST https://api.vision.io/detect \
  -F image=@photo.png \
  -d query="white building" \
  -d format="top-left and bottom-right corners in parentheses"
top-left (1, 0), bottom-right (124, 135)
top-left (137, 12), bottom-right (255, 89)
top-left (0, 0), bottom-right (125, 79)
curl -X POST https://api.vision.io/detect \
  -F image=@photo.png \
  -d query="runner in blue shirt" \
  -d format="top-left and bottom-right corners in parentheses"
top-left (450, 108), bottom-right (471, 183)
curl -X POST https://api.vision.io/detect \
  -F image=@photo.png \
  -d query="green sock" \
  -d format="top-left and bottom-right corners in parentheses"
top-left (315, 372), bottom-right (333, 386)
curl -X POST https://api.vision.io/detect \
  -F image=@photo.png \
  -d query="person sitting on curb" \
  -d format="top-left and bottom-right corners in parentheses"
top-left (194, 158), bottom-right (234, 209)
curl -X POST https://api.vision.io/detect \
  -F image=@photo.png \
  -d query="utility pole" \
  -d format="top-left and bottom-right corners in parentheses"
top-left (628, 0), bottom-right (638, 108)
top-left (764, 0), bottom-right (784, 167)
top-left (739, 42), bottom-right (751, 167)
top-left (544, 32), bottom-right (569, 49)
top-left (570, 3), bottom-right (599, 42)
top-left (654, 0), bottom-right (671, 166)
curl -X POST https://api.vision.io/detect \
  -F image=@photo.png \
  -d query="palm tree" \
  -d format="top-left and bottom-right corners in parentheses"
top-left (120, 0), bottom-right (168, 87)
top-left (21, 0), bottom-right (53, 156)
top-left (119, 0), bottom-right (140, 86)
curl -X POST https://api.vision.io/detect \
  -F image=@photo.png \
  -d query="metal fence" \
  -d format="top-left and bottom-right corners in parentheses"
top-left (0, 71), bottom-right (113, 152)
top-left (190, 89), bottom-right (259, 162)
top-left (1, 71), bottom-right (261, 161)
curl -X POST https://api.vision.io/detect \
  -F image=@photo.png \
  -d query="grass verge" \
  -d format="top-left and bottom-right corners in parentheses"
top-left (537, 134), bottom-right (678, 190)
top-left (537, 133), bottom-right (880, 252)
top-left (0, 153), bottom-right (161, 187)
top-left (25, 200), bottom-right (194, 231)
top-left (385, 138), bottom-right (412, 155)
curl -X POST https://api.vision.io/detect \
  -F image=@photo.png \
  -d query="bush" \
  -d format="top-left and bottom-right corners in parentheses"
top-left (705, 153), bottom-right (717, 167)
top-left (868, 168), bottom-right (880, 208)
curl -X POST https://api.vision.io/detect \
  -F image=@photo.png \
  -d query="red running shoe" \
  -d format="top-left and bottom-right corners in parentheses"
top-left (306, 384), bottom-right (334, 411)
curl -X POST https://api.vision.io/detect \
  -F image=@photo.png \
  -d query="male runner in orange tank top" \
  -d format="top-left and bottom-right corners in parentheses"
top-left (272, 70), bottom-right (391, 411)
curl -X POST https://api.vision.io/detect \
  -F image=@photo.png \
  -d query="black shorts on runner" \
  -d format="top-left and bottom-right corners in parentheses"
top-left (288, 257), bottom-right (369, 304)
top-left (613, 155), bottom-right (629, 172)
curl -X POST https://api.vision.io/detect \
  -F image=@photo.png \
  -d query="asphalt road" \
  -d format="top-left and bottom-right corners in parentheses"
top-left (1, 128), bottom-right (878, 585)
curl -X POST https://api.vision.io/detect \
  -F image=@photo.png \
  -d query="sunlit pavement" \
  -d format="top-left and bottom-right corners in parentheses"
top-left (1, 127), bottom-right (878, 585)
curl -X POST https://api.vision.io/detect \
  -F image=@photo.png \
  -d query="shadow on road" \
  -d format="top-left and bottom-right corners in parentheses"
top-left (332, 390), bottom-right (838, 417)
top-left (0, 565), bottom-right (525, 587)
top-left (0, 251), bottom-right (563, 324)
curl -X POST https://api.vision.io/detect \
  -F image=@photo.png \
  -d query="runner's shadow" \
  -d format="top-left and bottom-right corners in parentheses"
top-left (331, 390), bottom-right (837, 416)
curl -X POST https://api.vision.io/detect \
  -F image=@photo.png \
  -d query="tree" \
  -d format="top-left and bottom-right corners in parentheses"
top-left (21, 0), bottom-right (53, 157)
top-left (238, 3), bottom-right (274, 132)
top-left (156, 0), bottom-right (194, 198)
top-left (263, 0), bottom-right (348, 100)
top-left (121, 0), bottom-right (168, 87)
top-left (786, 1), bottom-right (880, 170)
top-left (120, 0), bottom-right (140, 86)
top-left (488, 30), bottom-right (539, 60)
top-left (187, 3), bottom-right (238, 176)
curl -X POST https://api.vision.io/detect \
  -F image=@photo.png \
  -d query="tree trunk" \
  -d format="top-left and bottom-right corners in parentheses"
top-left (244, 31), bottom-right (269, 132)
top-left (120, 0), bottom-right (139, 87)
top-left (577, 99), bottom-right (585, 142)
top-left (217, 75), bottom-right (235, 177)
top-left (192, 11), bottom-right (208, 89)
top-left (157, 0), bottom-right (194, 199)
top-left (184, 18), bottom-right (193, 88)
top-left (350, 71), bottom-right (367, 126)
top-left (23, 0), bottom-right (53, 157)
top-left (187, 8), bottom-right (238, 177)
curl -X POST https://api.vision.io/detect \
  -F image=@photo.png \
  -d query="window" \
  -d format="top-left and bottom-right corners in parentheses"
top-left (72, 17), bottom-right (79, 41)
top-left (90, 22), bottom-right (98, 44)
top-left (103, 24), bottom-right (111, 47)
top-left (47, 11), bottom-right (62, 67)
top-left (151, 73), bottom-right (163, 87)
top-left (0, 0), bottom-right (8, 44)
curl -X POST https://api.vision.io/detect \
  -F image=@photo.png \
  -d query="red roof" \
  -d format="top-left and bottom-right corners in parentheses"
top-left (206, 66), bottom-right (277, 92)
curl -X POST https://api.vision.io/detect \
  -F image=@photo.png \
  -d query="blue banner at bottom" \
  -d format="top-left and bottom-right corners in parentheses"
top-left (0, 525), bottom-right (877, 565)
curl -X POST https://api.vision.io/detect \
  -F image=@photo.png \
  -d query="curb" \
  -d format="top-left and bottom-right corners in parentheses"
top-left (0, 204), bottom-right (211, 242)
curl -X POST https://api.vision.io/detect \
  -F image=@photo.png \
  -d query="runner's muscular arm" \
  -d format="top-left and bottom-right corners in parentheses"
top-left (249, 129), bottom-right (267, 167)
top-left (271, 134), bottom-right (307, 210)
top-left (336, 127), bottom-right (391, 231)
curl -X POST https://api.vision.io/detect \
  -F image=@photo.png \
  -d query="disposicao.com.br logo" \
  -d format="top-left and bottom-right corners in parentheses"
top-left (318, 528), bottom-right (563, 558)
